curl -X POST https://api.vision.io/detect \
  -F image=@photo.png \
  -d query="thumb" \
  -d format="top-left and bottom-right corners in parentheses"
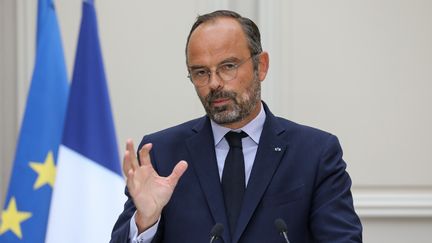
top-left (168, 160), bottom-right (188, 187)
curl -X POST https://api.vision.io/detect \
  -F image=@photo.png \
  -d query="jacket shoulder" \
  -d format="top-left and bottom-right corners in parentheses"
top-left (273, 116), bottom-right (338, 147)
top-left (139, 116), bottom-right (205, 145)
top-left (277, 116), bottom-right (332, 135)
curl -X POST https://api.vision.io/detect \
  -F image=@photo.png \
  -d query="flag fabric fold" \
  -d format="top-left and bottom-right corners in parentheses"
top-left (45, 1), bottom-right (125, 242)
top-left (0, 0), bottom-right (69, 242)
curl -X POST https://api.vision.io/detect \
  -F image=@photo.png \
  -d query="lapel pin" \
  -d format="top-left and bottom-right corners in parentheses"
top-left (274, 147), bottom-right (282, 152)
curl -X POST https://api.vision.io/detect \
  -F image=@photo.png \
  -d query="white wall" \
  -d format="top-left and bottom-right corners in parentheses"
top-left (0, 0), bottom-right (18, 210)
top-left (277, 1), bottom-right (432, 241)
top-left (1, 0), bottom-right (432, 242)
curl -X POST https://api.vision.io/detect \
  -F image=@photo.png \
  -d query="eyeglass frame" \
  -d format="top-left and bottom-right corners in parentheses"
top-left (187, 53), bottom-right (260, 87)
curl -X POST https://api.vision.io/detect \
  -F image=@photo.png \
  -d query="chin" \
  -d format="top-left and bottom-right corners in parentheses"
top-left (211, 110), bottom-right (243, 124)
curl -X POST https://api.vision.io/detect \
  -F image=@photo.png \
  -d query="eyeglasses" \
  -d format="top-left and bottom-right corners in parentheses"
top-left (187, 54), bottom-right (259, 87)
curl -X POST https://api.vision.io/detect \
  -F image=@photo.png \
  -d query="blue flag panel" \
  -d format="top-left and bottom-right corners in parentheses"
top-left (45, 1), bottom-right (124, 242)
top-left (0, 0), bottom-right (69, 242)
top-left (61, 0), bottom-right (121, 175)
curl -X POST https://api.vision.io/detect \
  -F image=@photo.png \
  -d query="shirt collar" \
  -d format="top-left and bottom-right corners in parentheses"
top-left (210, 102), bottom-right (266, 146)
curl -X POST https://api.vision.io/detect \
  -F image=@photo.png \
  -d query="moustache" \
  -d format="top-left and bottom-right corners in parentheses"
top-left (205, 90), bottom-right (237, 104)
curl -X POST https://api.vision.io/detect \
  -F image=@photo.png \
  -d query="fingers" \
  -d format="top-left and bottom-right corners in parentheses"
top-left (122, 151), bottom-right (131, 176)
top-left (138, 143), bottom-right (153, 167)
top-left (126, 139), bottom-right (137, 169)
top-left (124, 140), bottom-right (187, 190)
top-left (123, 139), bottom-right (139, 176)
top-left (168, 160), bottom-right (188, 187)
top-left (125, 168), bottom-right (135, 191)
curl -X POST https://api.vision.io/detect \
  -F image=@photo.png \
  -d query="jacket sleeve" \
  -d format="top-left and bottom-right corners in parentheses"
top-left (109, 187), bottom-right (136, 243)
top-left (310, 134), bottom-right (363, 242)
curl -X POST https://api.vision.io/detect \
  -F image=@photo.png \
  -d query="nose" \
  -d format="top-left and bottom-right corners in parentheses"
top-left (207, 70), bottom-right (224, 90)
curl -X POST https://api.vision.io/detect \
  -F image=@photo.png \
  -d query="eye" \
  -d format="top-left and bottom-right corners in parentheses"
top-left (219, 63), bottom-right (237, 71)
top-left (191, 69), bottom-right (208, 77)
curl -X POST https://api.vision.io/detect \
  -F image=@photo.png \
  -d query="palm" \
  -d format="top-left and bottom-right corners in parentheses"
top-left (129, 164), bottom-right (175, 215)
top-left (123, 141), bottom-right (188, 230)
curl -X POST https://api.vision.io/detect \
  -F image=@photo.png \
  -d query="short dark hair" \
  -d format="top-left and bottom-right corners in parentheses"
top-left (185, 10), bottom-right (262, 68)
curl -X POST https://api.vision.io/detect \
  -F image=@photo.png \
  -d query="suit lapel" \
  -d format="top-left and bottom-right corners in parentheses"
top-left (185, 117), bottom-right (232, 243)
top-left (232, 107), bottom-right (288, 243)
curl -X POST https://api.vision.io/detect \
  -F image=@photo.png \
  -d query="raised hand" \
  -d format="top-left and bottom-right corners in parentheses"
top-left (123, 139), bottom-right (188, 233)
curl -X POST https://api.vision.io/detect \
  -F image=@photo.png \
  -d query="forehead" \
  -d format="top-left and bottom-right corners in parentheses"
top-left (187, 17), bottom-right (250, 65)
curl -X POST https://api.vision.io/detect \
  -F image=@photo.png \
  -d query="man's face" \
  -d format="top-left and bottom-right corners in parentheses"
top-left (186, 18), bottom-right (268, 128)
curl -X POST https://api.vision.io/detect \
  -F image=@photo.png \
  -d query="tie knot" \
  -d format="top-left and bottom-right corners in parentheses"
top-left (225, 131), bottom-right (248, 148)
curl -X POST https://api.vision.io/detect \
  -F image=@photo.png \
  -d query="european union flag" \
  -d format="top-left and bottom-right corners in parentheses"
top-left (45, 1), bottom-right (125, 242)
top-left (0, 0), bottom-right (69, 242)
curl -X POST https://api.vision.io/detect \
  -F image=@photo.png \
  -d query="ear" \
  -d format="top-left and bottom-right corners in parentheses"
top-left (257, 51), bottom-right (269, 81)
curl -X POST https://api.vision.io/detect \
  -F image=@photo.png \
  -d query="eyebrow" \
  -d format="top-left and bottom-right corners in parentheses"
top-left (220, 57), bottom-right (241, 64)
top-left (188, 56), bottom-right (242, 70)
top-left (188, 65), bottom-right (207, 70)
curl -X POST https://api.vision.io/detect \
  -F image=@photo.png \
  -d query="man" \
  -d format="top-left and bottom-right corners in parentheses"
top-left (110, 10), bottom-right (362, 243)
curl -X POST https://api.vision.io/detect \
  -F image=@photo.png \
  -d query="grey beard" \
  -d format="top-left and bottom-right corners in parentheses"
top-left (199, 77), bottom-right (261, 125)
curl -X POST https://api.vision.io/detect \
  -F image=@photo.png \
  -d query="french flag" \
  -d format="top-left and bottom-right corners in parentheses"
top-left (46, 1), bottom-right (125, 242)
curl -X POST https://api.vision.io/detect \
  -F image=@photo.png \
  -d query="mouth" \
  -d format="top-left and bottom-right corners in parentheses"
top-left (211, 98), bottom-right (231, 106)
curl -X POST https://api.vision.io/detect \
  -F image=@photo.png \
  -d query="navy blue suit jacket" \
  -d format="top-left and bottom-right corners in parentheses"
top-left (110, 104), bottom-right (362, 243)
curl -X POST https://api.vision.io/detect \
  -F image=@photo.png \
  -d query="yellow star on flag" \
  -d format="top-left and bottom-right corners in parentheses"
top-left (29, 151), bottom-right (56, 189)
top-left (0, 197), bottom-right (32, 239)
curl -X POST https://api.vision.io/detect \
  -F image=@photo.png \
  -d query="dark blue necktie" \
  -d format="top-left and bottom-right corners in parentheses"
top-left (222, 131), bottom-right (248, 235)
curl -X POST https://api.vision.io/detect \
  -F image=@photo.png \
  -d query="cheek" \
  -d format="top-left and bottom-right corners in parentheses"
top-left (240, 89), bottom-right (251, 101)
top-left (234, 79), bottom-right (252, 95)
top-left (234, 70), bottom-right (255, 91)
top-left (195, 87), bottom-right (210, 100)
